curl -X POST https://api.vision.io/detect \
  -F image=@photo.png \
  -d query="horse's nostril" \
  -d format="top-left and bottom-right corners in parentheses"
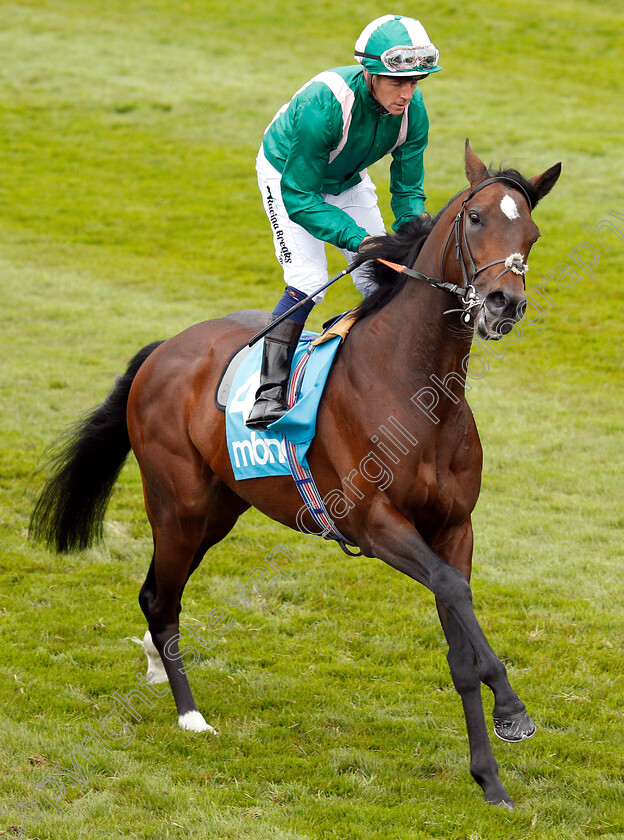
top-left (486, 291), bottom-right (507, 312)
top-left (499, 321), bottom-right (514, 335)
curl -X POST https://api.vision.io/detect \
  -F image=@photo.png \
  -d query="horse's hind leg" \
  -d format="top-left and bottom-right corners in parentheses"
top-left (138, 481), bottom-right (248, 732)
top-left (138, 557), bottom-right (168, 684)
top-left (138, 541), bottom-right (209, 686)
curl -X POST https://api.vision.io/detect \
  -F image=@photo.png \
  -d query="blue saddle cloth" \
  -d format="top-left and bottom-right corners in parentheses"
top-left (225, 333), bottom-right (342, 480)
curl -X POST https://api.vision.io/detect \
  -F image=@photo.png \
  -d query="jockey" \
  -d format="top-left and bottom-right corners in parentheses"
top-left (246, 14), bottom-right (441, 429)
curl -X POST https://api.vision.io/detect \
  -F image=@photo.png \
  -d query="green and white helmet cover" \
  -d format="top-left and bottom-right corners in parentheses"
top-left (354, 15), bottom-right (441, 77)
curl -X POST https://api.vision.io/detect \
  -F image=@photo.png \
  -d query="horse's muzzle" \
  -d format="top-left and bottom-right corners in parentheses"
top-left (477, 290), bottom-right (527, 340)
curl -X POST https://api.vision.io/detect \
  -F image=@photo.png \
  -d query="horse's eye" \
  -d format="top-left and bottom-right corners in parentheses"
top-left (468, 211), bottom-right (481, 225)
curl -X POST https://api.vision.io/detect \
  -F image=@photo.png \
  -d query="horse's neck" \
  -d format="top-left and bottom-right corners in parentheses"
top-left (369, 237), bottom-right (473, 393)
top-left (387, 290), bottom-right (469, 394)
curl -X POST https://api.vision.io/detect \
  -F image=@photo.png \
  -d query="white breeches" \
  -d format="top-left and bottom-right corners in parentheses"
top-left (256, 147), bottom-right (385, 301)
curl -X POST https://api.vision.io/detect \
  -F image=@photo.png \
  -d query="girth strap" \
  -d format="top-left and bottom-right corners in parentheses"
top-left (283, 343), bottom-right (362, 557)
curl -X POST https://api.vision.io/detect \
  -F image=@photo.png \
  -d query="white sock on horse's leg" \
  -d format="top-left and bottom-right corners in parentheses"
top-left (141, 629), bottom-right (169, 684)
top-left (178, 710), bottom-right (217, 733)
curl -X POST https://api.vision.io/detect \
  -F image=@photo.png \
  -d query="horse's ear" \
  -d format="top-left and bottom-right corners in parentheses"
top-left (529, 162), bottom-right (562, 201)
top-left (464, 139), bottom-right (488, 186)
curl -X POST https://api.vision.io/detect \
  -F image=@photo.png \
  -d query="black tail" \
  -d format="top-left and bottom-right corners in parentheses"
top-left (30, 341), bottom-right (165, 553)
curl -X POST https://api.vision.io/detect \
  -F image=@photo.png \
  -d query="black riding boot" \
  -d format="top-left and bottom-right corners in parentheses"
top-left (245, 316), bottom-right (304, 429)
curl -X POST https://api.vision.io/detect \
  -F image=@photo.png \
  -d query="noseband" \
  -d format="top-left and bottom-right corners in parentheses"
top-left (396, 176), bottom-right (533, 324)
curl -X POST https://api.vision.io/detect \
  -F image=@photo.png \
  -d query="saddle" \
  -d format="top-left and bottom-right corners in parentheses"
top-left (215, 309), bottom-right (360, 411)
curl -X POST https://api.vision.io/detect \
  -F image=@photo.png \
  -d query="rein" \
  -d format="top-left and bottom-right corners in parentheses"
top-left (380, 176), bottom-right (533, 324)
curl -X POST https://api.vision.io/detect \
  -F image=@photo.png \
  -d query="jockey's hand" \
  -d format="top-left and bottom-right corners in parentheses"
top-left (358, 236), bottom-right (376, 252)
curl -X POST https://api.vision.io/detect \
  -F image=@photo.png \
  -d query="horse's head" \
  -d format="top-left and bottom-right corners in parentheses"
top-left (442, 141), bottom-right (561, 340)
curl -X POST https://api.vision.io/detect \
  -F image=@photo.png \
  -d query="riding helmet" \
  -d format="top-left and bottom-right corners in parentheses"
top-left (354, 15), bottom-right (441, 77)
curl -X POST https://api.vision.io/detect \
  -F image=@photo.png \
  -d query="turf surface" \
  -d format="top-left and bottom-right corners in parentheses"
top-left (1, 1), bottom-right (623, 838)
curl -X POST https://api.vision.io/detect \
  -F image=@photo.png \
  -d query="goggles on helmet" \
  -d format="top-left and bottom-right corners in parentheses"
top-left (355, 44), bottom-right (439, 73)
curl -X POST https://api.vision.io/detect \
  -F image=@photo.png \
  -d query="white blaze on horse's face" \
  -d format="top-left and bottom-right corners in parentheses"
top-left (500, 194), bottom-right (520, 220)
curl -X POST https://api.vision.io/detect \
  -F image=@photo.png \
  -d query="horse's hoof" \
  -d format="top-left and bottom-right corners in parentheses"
top-left (482, 780), bottom-right (515, 808)
top-left (178, 710), bottom-right (217, 734)
top-left (492, 798), bottom-right (515, 810)
top-left (493, 709), bottom-right (536, 742)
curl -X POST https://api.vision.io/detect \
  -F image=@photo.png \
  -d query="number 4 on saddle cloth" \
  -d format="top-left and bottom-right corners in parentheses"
top-left (216, 312), bottom-right (362, 554)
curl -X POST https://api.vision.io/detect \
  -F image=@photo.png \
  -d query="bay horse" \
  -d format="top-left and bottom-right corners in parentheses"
top-left (31, 142), bottom-right (561, 807)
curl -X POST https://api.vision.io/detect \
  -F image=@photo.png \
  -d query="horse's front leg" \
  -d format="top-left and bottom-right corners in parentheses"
top-left (432, 520), bottom-right (522, 807)
top-left (431, 521), bottom-right (535, 745)
top-left (359, 501), bottom-right (534, 799)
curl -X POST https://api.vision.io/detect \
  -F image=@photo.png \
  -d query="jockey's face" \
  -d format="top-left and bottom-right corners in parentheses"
top-left (364, 70), bottom-right (422, 115)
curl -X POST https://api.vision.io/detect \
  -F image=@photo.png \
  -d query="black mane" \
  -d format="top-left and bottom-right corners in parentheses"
top-left (351, 165), bottom-right (539, 320)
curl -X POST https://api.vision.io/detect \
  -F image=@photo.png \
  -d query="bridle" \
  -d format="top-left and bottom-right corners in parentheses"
top-left (397, 176), bottom-right (534, 324)
top-left (251, 177), bottom-right (535, 351)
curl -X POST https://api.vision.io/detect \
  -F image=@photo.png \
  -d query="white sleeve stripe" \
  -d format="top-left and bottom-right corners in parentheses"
top-left (313, 71), bottom-right (355, 164)
top-left (264, 75), bottom-right (318, 133)
top-left (264, 71), bottom-right (355, 165)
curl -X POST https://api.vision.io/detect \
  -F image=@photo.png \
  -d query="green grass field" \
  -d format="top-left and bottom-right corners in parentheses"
top-left (1, 1), bottom-right (623, 838)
